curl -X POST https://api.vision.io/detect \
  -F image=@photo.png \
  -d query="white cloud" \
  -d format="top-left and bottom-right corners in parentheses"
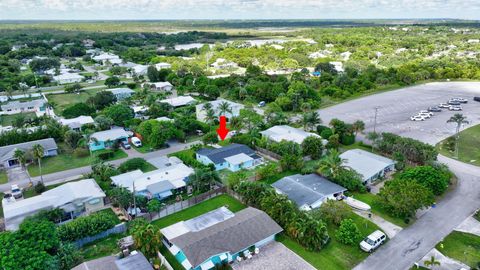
top-left (0, 0), bottom-right (479, 19)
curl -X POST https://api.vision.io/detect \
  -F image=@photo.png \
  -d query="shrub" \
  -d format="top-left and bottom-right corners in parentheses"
top-left (398, 165), bottom-right (451, 196)
top-left (335, 219), bottom-right (362, 245)
top-left (316, 200), bottom-right (352, 226)
top-left (97, 150), bottom-right (114, 160)
top-left (73, 148), bottom-right (89, 158)
top-left (316, 125), bottom-right (329, 135)
top-left (34, 181), bottom-right (46, 194)
top-left (62, 103), bottom-right (95, 119)
top-left (340, 133), bottom-right (355, 145)
top-left (118, 158), bottom-right (149, 173)
top-left (320, 128), bottom-right (333, 139)
top-left (57, 210), bottom-right (119, 242)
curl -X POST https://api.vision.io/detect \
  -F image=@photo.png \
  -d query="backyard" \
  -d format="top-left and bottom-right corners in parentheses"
top-left (436, 231), bottom-right (480, 268)
top-left (46, 88), bottom-right (103, 113)
top-left (0, 112), bottom-right (37, 126)
top-left (27, 144), bottom-right (127, 176)
top-left (437, 124), bottom-right (480, 166)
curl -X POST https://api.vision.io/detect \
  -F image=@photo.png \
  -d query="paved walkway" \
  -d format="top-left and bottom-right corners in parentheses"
top-left (354, 155), bottom-right (480, 270)
top-left (416, 248), bottom-right (470, 270)
top-left (232, 242), bottom-right (316, 270)
top-left (455, 216), bottom-right (480, 237)
top-left (0, 140), bottom-right (199, 192)
top-left (354, 210), bottom-right (403, 239)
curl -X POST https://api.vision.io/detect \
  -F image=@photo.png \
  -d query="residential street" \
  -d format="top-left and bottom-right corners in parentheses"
top-left (0, 140), bottom-right (199, 193)
top-left (353, 155), bottom-right (480, 270)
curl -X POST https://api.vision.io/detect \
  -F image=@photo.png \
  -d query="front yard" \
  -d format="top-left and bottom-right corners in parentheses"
top-left (0, 170), bottom-right (7, 184)
top-left (436, 231), bottom-right (480, 268)
top-left (437, 124), bottom-right (480, 166)
top-left (27, 145), bottom-right (127, 176)
top-left (0, 112), bottom-right (37, 126)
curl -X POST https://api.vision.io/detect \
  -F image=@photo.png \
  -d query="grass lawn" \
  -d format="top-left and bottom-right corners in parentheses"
top-left (142, 162), bottom-right (158, 172)
top-left (437, 124), bottom-right (480, 166)
top-left (0, 112), bottom-right (36, 126)
top-left (27, 145), bottom-right (127, 177)
top-left (436, 231), bottom-right (480, 268)
top-left (259, 169), bottom-right (301, 185)
top-left (80, 232), bottom-right (127, 260)
top-left (23, 181), bottom-right (67, 198)
top-left (280, 212), bottom-right (382, 270)
top-left (340, 141), bottom-right (374, 153)
top-left (0, 192), bottom-right (4, 218)
top-left (152, 194), bottom-right (246, 229)
top-left (351, 192), bottom-right (409, 228)
top-left (46, 88), bottom-right (102, 113)
top-left (168, 148), bottom-right (204, 168)
top-left (0, 170), bottom-right (7, 184)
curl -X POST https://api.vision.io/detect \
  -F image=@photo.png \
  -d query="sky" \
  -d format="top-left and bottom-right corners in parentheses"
top-left (0, 0), bottom-right (479, 20)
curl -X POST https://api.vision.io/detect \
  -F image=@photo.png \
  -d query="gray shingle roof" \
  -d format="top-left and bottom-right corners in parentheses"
top-left (196, 144), bottom-right (257, 164)
top-left (272, 174), bottom-right (346, 208)
top-left (1, 99), bottom-right (45, 111)
top-left (0, 138), bottom-right (57, 162)
top-left (146, 180), bottom-right (176, 195)
top-left (169, 207), bottom-right (283, 268)
top-left (115, 252), bottom-right (154, 270)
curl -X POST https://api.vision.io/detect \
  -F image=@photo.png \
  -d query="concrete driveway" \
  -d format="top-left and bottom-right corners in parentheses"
top-left (232, 242), bottom-right (315, 270)
top-left (318, 82), bottom-right (480, 145)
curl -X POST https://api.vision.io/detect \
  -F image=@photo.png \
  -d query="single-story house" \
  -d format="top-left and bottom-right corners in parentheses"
top-left (108, 88), bottom-right (135, 101)
top-left (211, 58), bottom-right (239, 69)
top-left (111, 160), bottom-right (193, 200)
top-left (132, 64), bottom-right (149, 76)
top-left (2, 179), bottom-right (106, 231)
top-left (0, 99), bottom-right (46, 115)
top-left (272, 174), bottom-right (346, 211)
top-left (89, 128), bottom-right (129, 151)
top-left (159, 96), bottom-right (196, 108)
top-left (340, 149), bottom-right (396, 185)
top-left (161, 206), bottom-right (283, 270)
top-left (196, 143), bottom-right (262, 172)
top-left (58, 115), bottom-right (94, 131)
top-left (131, 105), bottom-right (148, 119)
top-left (92, 53), bottom-right (121, 65)
top-left (195, 98), bottom-right (244, 123)
top-left (155, 62), bottom-right (172, 70)
top-left (53, 73), bottom-right (84, 84)
top-left (260, 125), bottom-right (322, 145)
top-left (148, 82), bottom-right (173, 92)
top-left (156, 116), bottom-right (174, 123)
top-left (72, 251), bottom-right (153, 270)
top-left (0, 138), bottom-right (58, 168)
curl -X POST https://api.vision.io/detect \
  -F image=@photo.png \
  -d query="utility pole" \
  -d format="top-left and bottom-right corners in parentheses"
top-left (373, 106), bottom-right (380, 134)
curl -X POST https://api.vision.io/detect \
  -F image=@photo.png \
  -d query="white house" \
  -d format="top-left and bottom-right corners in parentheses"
top-left (53, 73), bottom-right (85, 84)
top-left (93, 53), bottom-right (121, 65)
top-left (148, 82), bottom-right (173, 92)
top-left (59, 116), bottom-right (94, 131)
top-left (195, 98), bottom-right (244, 123)
top-left (260, 125), bottom-right (321, 145)
top-left (2, 179), bottom-right (106, 231)
top-left (0, 99), bottom-right (47, 116)
top-left (159, 96), bottom-right (196, 108)
top-left (211, 58), bottom-right (238, 69)
top-left (272, 174), bottom-right (346, 211)
top-left (111, 159), bottom-right (193, 200)
top-left (155, 62), bottom-right (172, 70)
top-left (107, 88), bottom-right (135, 101)
top-left (340, 149), bottom-right (396, 185)
top-left (330, 61), bottom-right (344, 73)
top-left (132, 65), bottom-right (149, 76)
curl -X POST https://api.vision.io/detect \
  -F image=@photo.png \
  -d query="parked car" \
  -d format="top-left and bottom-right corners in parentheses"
top-left (131, 137), bottom-right (142, 147)
top-left (258, 101), bottom-right (266, 107)
top-left (449, 105), bottom-right (462, 111)
top-left (419, 110), bottom-right (433, 117)
top-left (474, 96), bottom-right (480, 102)
top-left (427, 107), bottom-right (442, 112)
top-left (121, 141), bottom-right (131, 149)
top-left (360, 230), bottom-right (387, 252)
top-left (448, 100), bottom-right (461, 105)
top-left (11, 184), bottom-right (22, 199)
top-left (452, 97), bottom-right (468, 103)
top-left (410, 115), bottom-right (425, 121)
top-left (439, 103), bottom-right (450, 108)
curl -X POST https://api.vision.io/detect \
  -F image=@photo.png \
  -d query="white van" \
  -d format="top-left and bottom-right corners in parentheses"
top-left (131, 137), bottom-right (142, 147)
top-left (360, 230), bottom-right (386, 252)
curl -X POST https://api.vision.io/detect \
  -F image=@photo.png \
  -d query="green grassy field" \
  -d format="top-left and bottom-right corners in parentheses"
top-left (46, 88), bottom-right (103, 113)
top-left (351, 192), bottom-right (409, 228)
top-left (437, 124), bottom-right (480, 166)
top-left (280, 212), bottom-right (382, 270)
top-left (81, 232), bottom-right (127, 260)
top-left (27, 146), bottom-right (127, 177)
top-left (436, 231), bottom-right (480, 268)
top-left (0, 112), bottom-right (37, 126)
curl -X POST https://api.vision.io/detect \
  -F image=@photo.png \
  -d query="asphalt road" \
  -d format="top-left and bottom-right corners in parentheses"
top-left (318, 81), bottom-right (480, 145)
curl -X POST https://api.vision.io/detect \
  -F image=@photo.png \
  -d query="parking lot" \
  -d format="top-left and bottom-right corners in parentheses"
top-left (318, 82), bottom-right (480, 145)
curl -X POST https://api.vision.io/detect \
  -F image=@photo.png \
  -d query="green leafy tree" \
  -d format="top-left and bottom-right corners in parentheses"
top-left (13, 149), bottom-right (27, 171)
top-left (105, 76), bottom-right (121, 88)
top-left (318, 149), bottom-right (344, 178)
top-left (335, 219), bottom-right (362, 245)
top-left (218, 101), bottom-right (232, 116)
top-left (62, 103), bottom-right (95, 119)
top-left (131, 223), bottom-right (163, 259)
top-left (147, 199), bottom-right (161, 215)
top-left (202, 131), bottom-right (219, 145)
top-left (94, 115), bottom-right (114, 130)
top-left (103, 104), bottom-right (134, 126)
top-left (315, 200), bottom-right (352, 226)
top-left (64, 83), bottom-right (82, 94)
top-left (64, 130), bottom-right (83, 149)
top-left (189, 167), bottom-right (220, 193)
top-left (398, 166), bottom-right (451, 196)
top-left (302, 136), bottom-right (324, 159)
top-left (56, 243), bottom-right (83, 270)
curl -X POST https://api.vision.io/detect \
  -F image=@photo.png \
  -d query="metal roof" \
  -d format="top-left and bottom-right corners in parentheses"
top-left (90, 128), bottom-right (129, 142)
top-left (196, 143), bottom-right (257, 164)
top-left (339, 149), bottom-right (395, 181)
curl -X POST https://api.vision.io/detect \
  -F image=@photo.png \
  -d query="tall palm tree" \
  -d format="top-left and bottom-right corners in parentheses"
top-left (447, 113), bottom-right (469, 158)
top-left (132, 224), bottom-right (163, 259)
top-left (352, 120), bottom-right (365, 136)
top-left (238, 88), bottom-right (248, 100)
top-left (424, 256), bottom-right (441, 269)
top-left (218, 101), bottom-right (232, 116)
top-left (318, 149), bottom-right (345, 178)
top-left (31, 144), bottom-right (45, 183)
top-left (205, 108), bottom-right (216, 126)
top-left (202, 102), bottom-right (213, 112)
top-left (307, 111), bottom-right (321, 131)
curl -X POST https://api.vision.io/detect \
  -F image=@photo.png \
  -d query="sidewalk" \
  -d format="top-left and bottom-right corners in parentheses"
top-left (354, 210), bottom-right (403, 238)
top-left (455, 215), bottom-right (480, 237)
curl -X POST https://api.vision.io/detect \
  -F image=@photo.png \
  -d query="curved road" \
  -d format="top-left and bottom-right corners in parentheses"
top-left (316, 81), bottom-right (480, 270)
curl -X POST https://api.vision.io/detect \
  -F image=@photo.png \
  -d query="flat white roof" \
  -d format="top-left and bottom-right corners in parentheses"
top-left (340, 149), bottom-right (395, 181)
top-left (260, 125), bottom-right (320, 144)
top-left (91, 128), bottom-right (129, 142)
top-left (224, 153), bottom-right (253, 166)
top-left (159, 96), bottom-right (195, 107)
top-left (59, 116), bottom-right (94, 126)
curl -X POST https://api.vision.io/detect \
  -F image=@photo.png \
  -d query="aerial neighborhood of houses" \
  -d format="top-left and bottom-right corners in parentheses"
top-left (0, 23), bottom-right (479, 270)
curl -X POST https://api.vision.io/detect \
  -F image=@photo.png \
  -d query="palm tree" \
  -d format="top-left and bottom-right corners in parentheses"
top-left (19, 83), bottom-right (29, 97)
top-left (218, 101), bottom-right (232, 116)
top-left (352, 120), bottom-right (365, 136)
top-left (31, 144), bottom-right (45, 183)
top-left (318, 149), bottom-right (345, 178)
top-left (14, 149), bottom-right (32, 184)
top-left (447, 113), bottom-right (469, 158)
top-left (205, 108), bottom-right (216, 126)
top-left (424, 256), bottom-right (441, 269)
top-left (202, 102), bottom-right (213, 112)
top-left (238, 88), bottom-right (248, 100)
top-left (131, 223), bottom-right (163, 259)
top-left (307, 111), bottom-right (321, 131)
